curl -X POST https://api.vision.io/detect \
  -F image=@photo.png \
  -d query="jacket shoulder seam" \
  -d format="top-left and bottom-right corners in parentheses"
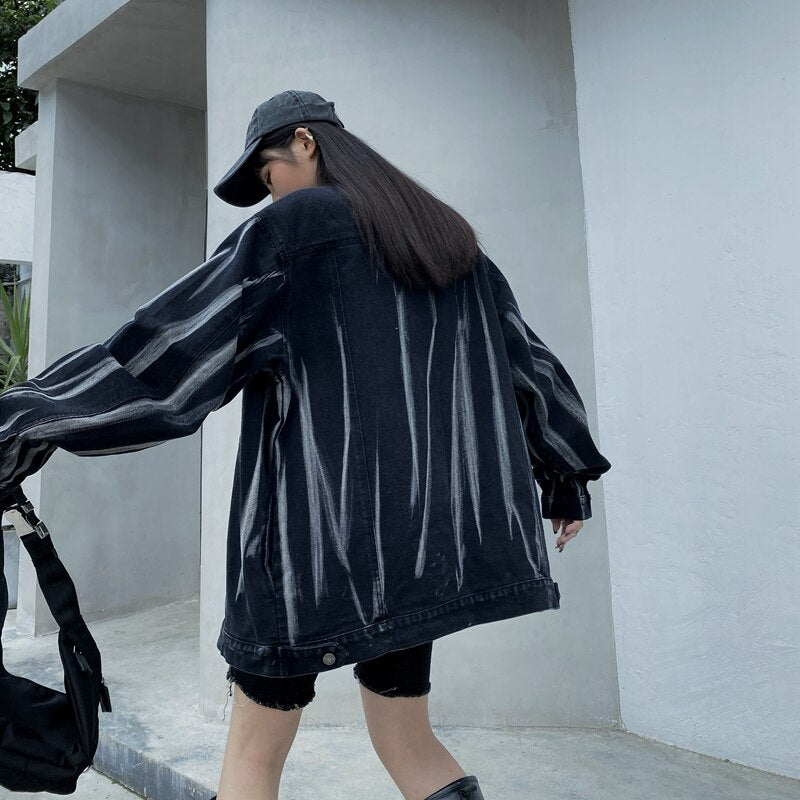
top-left (251, 211), bottom-right (288, 377)
top-left (253, 210), bottom-right (286, 258)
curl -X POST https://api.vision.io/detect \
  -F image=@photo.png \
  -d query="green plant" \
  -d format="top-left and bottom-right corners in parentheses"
top-left (0, 279), bottom-right (30, 390)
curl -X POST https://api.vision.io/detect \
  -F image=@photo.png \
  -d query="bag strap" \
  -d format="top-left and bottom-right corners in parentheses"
top-left (1, 488), bottom-right (86, 669)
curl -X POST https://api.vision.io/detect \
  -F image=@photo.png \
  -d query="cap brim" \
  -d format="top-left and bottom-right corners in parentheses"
top-left (212, 138), bottom-right (269, 207)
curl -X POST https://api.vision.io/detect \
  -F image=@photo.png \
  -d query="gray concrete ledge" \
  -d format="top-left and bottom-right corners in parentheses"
top-left (17, 0), bottom-right (205, 109)
top-left (13, 120), bottom-right (37, 171)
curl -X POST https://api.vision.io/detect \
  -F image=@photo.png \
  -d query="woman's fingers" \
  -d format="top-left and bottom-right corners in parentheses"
top-left (552, 518), bottom-right (584, 551)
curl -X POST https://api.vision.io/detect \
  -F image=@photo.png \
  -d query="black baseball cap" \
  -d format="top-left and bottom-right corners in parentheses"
top-left (213, 89), bottom-right (345, 207)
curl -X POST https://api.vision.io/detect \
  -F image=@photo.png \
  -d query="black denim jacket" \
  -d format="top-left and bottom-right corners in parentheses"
top-left (0, 185), bottom-right (610, 677)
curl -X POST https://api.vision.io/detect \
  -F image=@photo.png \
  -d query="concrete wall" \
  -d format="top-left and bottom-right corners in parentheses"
top-left (15, 78), bottom-right (208, 635)
top-left (202, 0), bottom-right (617, 728)
top-left (568, 0), bottom-right (800, 778)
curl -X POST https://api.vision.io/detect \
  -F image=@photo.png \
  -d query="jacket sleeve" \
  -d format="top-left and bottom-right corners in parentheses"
top-left (485, 255), bottom-right (611, 521)
top-left (0, 212), bottom-right (284, 508)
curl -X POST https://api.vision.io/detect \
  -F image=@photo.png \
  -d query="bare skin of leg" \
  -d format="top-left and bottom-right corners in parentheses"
top-left (359, 682), bottom-right (467, 800)
top-left (216, 682), bottom-right (304, 800)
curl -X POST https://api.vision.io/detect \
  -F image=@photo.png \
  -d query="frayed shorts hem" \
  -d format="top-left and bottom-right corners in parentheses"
top-left (223, 639), bottom-right (433, 709)
top-left (226, 669), bottom-right (316, 711)
top-left (351, 665), bottom-right (432, 698)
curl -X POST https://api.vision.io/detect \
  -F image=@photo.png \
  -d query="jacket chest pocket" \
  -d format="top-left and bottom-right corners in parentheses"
top-left (262, 490), bottom-right (278, 599)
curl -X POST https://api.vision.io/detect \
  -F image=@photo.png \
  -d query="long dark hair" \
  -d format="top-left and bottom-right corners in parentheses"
top-left (250, 122), bottom-right (482, 291)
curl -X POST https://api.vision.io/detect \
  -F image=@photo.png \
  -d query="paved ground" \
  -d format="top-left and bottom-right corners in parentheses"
top-left (3, 602), bottom-right (799, 800)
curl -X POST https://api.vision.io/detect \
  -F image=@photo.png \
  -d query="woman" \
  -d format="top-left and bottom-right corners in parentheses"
top-left (0, 90), bottom-right (611, 800)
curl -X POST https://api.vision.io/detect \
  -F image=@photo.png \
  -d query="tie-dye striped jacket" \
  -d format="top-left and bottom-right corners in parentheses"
top-left (0, 185), bottom-right (610, 678)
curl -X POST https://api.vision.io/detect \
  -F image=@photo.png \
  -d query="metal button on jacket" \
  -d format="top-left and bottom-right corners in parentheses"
top-left (0, 185), bottom-right (611, 680)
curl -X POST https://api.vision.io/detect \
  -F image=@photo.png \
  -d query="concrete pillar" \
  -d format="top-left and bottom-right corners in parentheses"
top-left (16, 77), bottom-right (208, 637)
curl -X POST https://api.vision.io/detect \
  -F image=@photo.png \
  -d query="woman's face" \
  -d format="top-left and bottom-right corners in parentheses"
top-left (254, 127), bottom-right (318, 201)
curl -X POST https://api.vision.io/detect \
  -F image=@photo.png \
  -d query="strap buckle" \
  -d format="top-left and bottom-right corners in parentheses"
top-left (4, 498), bottom-right (50, 540)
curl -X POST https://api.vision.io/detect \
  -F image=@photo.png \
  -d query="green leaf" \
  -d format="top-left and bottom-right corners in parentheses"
top-left (0, 279), bottom-right (30, 387)
top-left (0, 0), bottom-right (60, 170)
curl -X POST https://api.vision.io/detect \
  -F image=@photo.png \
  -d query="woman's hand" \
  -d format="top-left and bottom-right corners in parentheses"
top-left (552, 518), bottom-right (583, 552)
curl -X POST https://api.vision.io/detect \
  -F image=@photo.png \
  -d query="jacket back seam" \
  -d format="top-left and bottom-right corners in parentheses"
top-left (287, 236), bottom-right (364, 259)
top-left (252, 223), bottom-right (363, 261)
top-left (331, 249), bottom-right (388, 621)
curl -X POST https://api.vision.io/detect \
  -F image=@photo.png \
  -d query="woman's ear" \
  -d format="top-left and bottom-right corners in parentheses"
top-left (295, 126), bottom-right (315, 149)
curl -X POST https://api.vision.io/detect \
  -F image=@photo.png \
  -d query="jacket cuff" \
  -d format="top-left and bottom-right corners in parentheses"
top-left (538, 478), bottom-right (592, 521)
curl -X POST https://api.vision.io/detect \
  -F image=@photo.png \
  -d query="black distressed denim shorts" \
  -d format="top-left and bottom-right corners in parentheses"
top-left (226, 640), bottom-right (433, 711)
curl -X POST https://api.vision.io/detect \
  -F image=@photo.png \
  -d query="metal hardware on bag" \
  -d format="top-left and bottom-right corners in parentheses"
top-left (73, 645), bottom-right (93, 675)
top-left (72, 646), bottom-right (113, 712)
top-left (5, 499), bottom-right (50, 540)
top-left (99, 677), bottom-right (113, 712)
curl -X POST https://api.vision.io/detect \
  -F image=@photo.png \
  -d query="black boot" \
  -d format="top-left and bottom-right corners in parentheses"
top-left (211, 777), bottom-right (484, 800)
top-left (424, 774), bottom-right (485, 800)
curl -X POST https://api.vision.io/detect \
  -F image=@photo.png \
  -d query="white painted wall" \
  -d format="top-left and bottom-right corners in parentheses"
top-left (568, 0), bottom-right (800, 779)
top-left (0, 170), bottom-right (35, 264)
top-left (202, 0), bottom-right (616, 727)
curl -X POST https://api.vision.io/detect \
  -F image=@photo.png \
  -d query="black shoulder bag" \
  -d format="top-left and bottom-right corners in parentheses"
top-left (0, 486), bottom-right (113, 794)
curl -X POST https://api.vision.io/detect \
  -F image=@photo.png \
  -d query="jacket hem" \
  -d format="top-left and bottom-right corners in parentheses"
top-left (216, 575), bottom-right (560, 678)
